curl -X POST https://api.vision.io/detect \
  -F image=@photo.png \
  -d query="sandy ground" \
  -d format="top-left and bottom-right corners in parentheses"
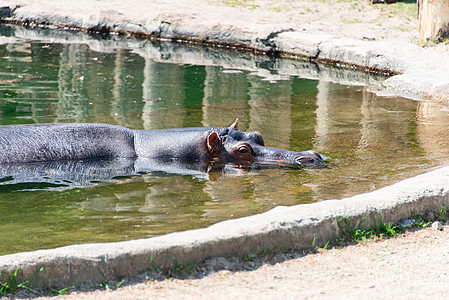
top-left (2, 0), bottom-right (449, 298)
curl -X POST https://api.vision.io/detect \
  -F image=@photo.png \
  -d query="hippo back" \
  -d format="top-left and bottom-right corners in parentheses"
top-left (0, 123), bottom-right (136, 164)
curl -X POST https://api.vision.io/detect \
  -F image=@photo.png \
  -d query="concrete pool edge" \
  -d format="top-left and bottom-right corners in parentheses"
top-left (1, 165), bottom-right (449, 289)
top-left (1, 3), bottom-right (449, 102)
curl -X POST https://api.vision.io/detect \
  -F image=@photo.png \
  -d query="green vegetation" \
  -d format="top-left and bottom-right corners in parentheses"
top-left (101, 280), bottom-right (124, 290)
top-left (269, 5), bottom-right (298, 12)
top-left (378, 220), bottom-right (401, 236)
top-left (311, 235), bottom-right (330, 253)
top-left (415, 36), bottom-right (449, 47)
top-left (220, 0), bottom-right (260, 9)
top-left (331, 207), bottom-right (449, 248)
top-left (0, 267), bottom-right (74, 297)
top-left (174, 262), bottom-right (197, 277)
top-left (147, 256), bottom-right (162, 273)
top-left (341, 17), bottom-right (363, 24)
top-left (47, 285), bottom-right (74, 296)
top-left (0, 267), bottom-right (43, 296)
top-left (439, 206), bottom-right (449, 221)
top-left (377, 0), bottom-right (418, 20)
top-left (147, 256), bottom-right (200, 279)
top-left (414, 215), bottom-right (431, 228)
top-left (336, 215), bottom-right (400, 244)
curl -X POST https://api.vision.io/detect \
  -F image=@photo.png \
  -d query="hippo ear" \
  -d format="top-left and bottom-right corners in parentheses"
top-left (229, 118), bottom-right (238, 130)
top-left (207, 131), bottom-right (222, 160)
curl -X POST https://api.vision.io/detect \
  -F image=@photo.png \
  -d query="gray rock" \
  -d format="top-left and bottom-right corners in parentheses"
top-left (204, 257), bottom-right (234, 273)
top-left (399, 219), bottom-right (417, 228)
top-left (432, 221), bottom-right (443, 231)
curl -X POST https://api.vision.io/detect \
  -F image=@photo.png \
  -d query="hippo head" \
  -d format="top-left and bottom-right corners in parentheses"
top-left (206, 119), bottom-right (323, 166)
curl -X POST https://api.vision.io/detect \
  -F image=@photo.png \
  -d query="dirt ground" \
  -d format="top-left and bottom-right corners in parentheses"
top-left (3, 0), bottom-right (449, 298)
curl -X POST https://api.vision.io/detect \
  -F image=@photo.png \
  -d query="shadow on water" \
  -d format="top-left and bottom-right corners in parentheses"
top-left (1, 24), bottom-right (449, 254)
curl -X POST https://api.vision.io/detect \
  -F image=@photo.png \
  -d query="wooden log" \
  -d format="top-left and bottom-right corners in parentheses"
top-left (419, 0), bottom-right (449, 42)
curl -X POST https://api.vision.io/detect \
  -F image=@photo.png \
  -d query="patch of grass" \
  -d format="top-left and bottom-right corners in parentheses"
top-left (396, 25), bottom-right (413, 32)
top-left (337, 215), bottom-right (370, 243)
top-left (378, 219), bottom-right (400, 237)
top-left (47, 285), bottom-right (74, 296)
top-left (410, 213), bottom-right (431, 228)
top-left (269, 5), bottom-right (294, 12)
top-left (340, 17), bottom-right (363, 24)
top-left (414, 36), bottom-right (449, 47)
top-left (175, 262), bottom-right (196, 273)
top-left (0, 267), bottom-right (43, 296)
top-left (256, 247), bottom-right (275, 259)
top-left (311, 235), bottom-right (318, 253)
top-left (161, 257), bottom-right (199, 278)
top-left (438, 206), bottom-right (449, 223)
top-left (220, 0), bottom-right (260, 9)
top-left (336, 215), bottom-right (401, 244)
top-left (311, 235), bottom-right (331, 253)
top-left (375, 1), bottom-right (417, 20)
top-left (101, 280), bottom-right (124, 290)
top-left (147, 256), bottom-right (162, 273)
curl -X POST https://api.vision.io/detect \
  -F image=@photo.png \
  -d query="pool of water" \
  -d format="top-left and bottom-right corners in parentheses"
top-left (1, 25), bottom-right (449, 255)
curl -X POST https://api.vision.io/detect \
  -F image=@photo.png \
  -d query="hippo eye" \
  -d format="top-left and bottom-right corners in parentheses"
top-left (238, 145), bottom-right (251, 154)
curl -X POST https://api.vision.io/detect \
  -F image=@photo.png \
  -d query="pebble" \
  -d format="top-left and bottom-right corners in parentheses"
top-left (432, 221), bottom-right (443, 231)
top-left (204, 256), bottom-right (234, 273)
top-left (399, 219), bottom-right (416, 228)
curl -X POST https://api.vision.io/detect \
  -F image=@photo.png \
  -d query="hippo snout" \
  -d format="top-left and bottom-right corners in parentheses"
top-left (295, 150), bottom-right (323, 165)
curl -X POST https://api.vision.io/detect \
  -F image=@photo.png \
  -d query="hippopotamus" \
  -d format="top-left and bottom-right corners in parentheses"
top-left (0, 120), bottom-right (323, 166)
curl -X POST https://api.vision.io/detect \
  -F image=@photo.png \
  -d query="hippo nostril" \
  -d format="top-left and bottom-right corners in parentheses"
top-left (295, 154), bottom-right (324, 164)
top-left (305, 151), bottom-right (324, 163)
top-left (295, 156), bottom-right (312, 164)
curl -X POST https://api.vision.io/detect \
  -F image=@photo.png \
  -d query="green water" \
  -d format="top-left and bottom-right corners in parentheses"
top-left (1, 25), bottom-right (449, 255)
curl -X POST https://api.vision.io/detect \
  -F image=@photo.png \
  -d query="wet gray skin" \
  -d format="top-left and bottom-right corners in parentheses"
top-left (0, 121), bottom-right (323, 169)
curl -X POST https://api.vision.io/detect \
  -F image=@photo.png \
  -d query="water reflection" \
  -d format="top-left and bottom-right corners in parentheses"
top-left (1, 24), bottom-right (449, 254)
top-left (0, 158), bottom-right (135, 191)
top-left (312, 83), bottom-right (426, 198)
top-left (417, 100), bottom-right (449, 160)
